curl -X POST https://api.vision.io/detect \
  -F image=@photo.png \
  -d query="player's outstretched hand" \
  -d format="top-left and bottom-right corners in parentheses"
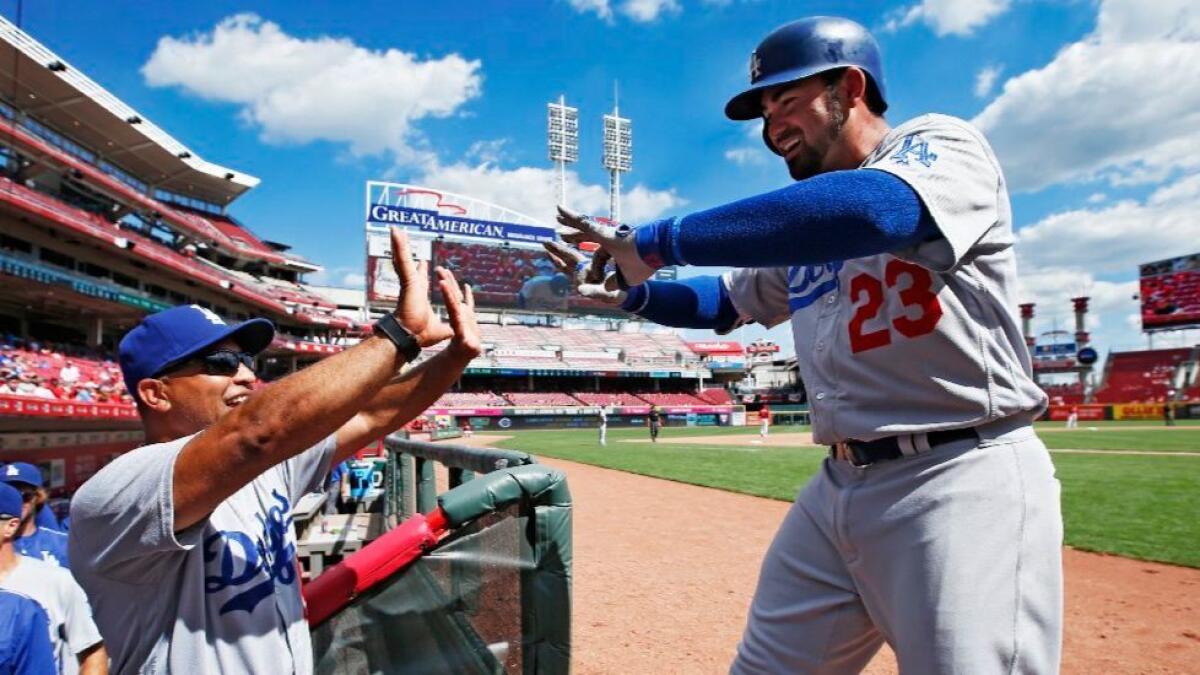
top-left (543, 240), bottom-right (628, 305)
top-left (435, 267), bottom-right (483, 361)
top-left (390, 227), bottom-right (454, 348)
top-left (556, 206), bottom-right (658, 287)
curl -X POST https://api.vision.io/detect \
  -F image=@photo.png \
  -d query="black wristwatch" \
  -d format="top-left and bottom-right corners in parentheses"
top-left (374, 313), bottom-right (421, 362)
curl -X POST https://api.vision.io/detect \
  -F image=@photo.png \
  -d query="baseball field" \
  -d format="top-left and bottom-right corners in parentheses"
top-left (464, 422), bottom-right (1200, 672)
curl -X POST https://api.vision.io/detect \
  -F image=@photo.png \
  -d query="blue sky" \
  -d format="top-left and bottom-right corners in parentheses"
top-left (17, 0), bottom-right (1200, 360)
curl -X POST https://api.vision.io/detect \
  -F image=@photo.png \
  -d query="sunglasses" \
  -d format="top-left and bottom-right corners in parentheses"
top-left (17, 486), bottom-right (36, 502)
top-left (161, 349), bottom-right (255, 378)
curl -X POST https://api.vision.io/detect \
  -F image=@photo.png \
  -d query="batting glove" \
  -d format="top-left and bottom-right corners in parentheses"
top-left (555, 206), bottom-right (660, 288)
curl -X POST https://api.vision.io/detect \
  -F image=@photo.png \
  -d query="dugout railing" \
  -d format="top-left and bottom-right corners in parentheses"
top-left (305, 436), bottom-right (572, 675)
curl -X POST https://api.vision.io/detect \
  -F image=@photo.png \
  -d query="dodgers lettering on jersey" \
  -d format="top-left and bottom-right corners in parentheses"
top-left (203, 489), bottom-right (297, 616)
top-left (725, 114), bottom-right (1046, 445)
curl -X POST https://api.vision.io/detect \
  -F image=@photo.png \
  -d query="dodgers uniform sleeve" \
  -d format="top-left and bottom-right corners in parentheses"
top-left (278, 434), bottom-right (338, 505)
top-left (722, 267), bottom-right (792, 329)
top-left (620, 276), bottom-right (743, 331)
top-left (632, 170), bottom-right (938, 269)
top-left (863, 115), bottom-right (1005, 271)
top-left (67, 435), bottom-right (200, 583)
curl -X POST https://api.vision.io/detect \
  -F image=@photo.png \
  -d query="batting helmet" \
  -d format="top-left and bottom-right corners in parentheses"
top-left (724, 16), bottom-right (888, 121)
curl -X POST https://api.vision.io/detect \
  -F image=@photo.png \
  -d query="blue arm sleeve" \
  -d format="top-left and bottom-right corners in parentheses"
top-left (619, 275), bottom-right (741, 331)
top-left (634, 169), bottom-right (939, 268)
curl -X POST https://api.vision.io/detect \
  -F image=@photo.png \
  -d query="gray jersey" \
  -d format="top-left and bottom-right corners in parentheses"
top-left (0, 556), bottom-right (103, 675)
top-left (726, 114), bottom-right (1046, 445)
top-left (68, 433), bottom-right (336, 674)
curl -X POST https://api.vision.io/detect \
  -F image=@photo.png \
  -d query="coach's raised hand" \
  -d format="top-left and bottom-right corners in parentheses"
top-left (555, 206), bottom-right (659, 288)
top-left (390, 227), bottom-right (453, 347)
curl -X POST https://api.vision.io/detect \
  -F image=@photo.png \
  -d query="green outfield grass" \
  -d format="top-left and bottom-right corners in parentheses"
top-left (493, 424), bottom-right (1200, 568)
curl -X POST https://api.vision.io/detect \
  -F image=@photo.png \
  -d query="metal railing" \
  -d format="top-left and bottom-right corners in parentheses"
top-left (383, 433), bottom-right (536, 525)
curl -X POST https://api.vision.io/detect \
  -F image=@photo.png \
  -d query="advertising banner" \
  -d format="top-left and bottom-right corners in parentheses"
top-left (1111, 403), bottom-right (1165, 420)
top-left (1045, 405), bottom-right (1108, 422)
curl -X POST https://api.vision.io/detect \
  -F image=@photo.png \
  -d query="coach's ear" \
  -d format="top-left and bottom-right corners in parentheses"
top-left (137, 378), bottom-right (172, 413)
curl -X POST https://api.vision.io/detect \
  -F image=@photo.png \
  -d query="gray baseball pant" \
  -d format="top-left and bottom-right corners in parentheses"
top-left (731, 421), bottom-right (1062, 674)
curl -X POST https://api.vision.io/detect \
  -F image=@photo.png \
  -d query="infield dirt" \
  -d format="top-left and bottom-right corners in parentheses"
top-left (460, 433), bottom-right (1200, 673)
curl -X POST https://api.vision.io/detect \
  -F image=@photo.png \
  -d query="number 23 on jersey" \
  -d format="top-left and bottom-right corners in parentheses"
top-left (848, 259), bottom-right (943, 354)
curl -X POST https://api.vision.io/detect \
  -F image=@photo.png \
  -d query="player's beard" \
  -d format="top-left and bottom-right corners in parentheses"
top-left (784, 88), bottom-right (846, 181)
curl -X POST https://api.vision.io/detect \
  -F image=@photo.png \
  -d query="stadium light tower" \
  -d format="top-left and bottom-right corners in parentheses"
top-left (602, 84), bottom-right (632, 222)
top-left (547, 95), bottom-right (579, 207)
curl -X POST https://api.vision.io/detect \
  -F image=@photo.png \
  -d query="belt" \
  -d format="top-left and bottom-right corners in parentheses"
top-left (831, 427), bottom-right (980, 468)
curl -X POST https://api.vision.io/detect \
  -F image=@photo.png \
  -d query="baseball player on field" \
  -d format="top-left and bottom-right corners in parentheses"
top-left (545, 16), bottom-right (1061, 674)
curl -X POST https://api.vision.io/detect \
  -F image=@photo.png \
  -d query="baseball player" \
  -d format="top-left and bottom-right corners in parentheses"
top-left (598, 406), bottom-right (609, 446)
top-left (1, 464), bottom-right (69, 569)
top-left (758, 405), bottom-right (771, 438)
top-left (647, 405), bottom-right (662, 442)
top-left (545, 16), bottom-right (1060, 674)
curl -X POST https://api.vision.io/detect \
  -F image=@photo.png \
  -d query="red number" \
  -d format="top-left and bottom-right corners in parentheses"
top-left (848, 273), bottom-right (891, 353)
top-left (846, 259), bottom-right (943, 354)
top-left (886, 259), bottom-right (943, 338)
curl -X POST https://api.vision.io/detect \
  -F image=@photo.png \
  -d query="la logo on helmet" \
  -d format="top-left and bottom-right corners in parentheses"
top-left (749, 51), bottom-right (762, 82)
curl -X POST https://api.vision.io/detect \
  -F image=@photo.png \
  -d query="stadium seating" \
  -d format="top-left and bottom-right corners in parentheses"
top-left (573, 392), bottom-right (648, 407)
top-left (698, 388), bottom-right (734, 405)
top-left (430, 391), bottom-right (509, 408)
top-left (501, 392), bottom-right (582, 406)
top-left (638, 392), bottom-right (708, 406)
top-left (1092, 348), bottom-right (1193, 403)
top-left (1040, 382), bottom-right (1085, 405)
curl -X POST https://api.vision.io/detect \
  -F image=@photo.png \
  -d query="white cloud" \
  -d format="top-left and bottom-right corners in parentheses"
top-left (1014, 175), bottom-right (1200, 275)
top-left (567, 0), bottom-right (612, 20)
top-left (621, 0), bottom-right (681, 22)
top-left (884, 0), bottom-right (1011, 37)
top-left (1086, 192), bottom-right (1107, 204)
top-left (724, 119), bottom-right (772, 166)
top-left (973, 0), bottom-right (1200, 192)
top-left (567, 0), bottom-right (680, 23)
top-left (973, 63), bottom-right (1002, 98)
top-left (724, 147), bottom-right (769, 166)
top-left (142, 14), bottom-right (482, 164)
top-left (415, 161), bottom-right (685, 224)
top-left (307, 266), bottom-right (366, 288)
top-left (1014, 172), bottom-right (1200, 351)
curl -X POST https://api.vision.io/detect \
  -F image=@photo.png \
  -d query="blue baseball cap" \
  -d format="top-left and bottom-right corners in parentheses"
top-left (0, 482), bottom-right (21, 519)
top-left (1, 462), bottom-right (43, 488)
top-left (119, 304), bottom-right (274, 402)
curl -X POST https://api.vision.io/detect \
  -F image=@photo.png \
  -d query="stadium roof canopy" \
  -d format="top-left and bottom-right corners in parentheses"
top-left (0, 16), bottom-right (258, 207)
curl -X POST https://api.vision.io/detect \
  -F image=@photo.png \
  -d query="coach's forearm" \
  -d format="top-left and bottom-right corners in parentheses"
top-left (635, 169), bottom-right (938, 269)
top-left (335, 344), bottom-right (477, 461)
top-left (621, 276), bottom-right (741, 331)
top-left (174, 336), bottom-right (405, 530)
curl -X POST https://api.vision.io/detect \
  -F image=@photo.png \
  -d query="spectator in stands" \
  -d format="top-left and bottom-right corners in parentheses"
top-left (68, 229), bottom-right (481, 673)
top-left (57, 363), bottom-right (79, 387)
top-left (0, 481), bottom-right (107, 675)
top-left (1, 464), bottom-right (69, 569)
